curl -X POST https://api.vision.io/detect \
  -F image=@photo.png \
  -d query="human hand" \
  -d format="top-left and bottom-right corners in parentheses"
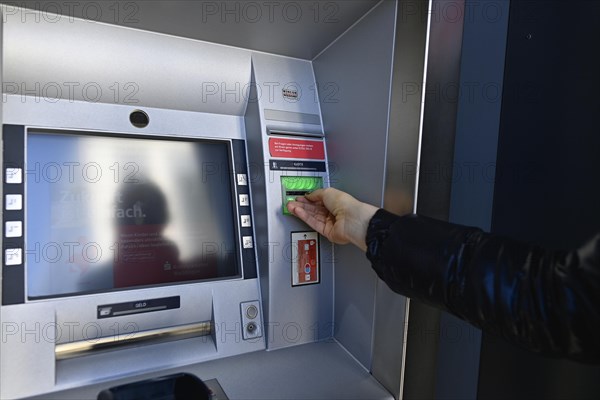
top-left (287, 188), bottom-right (378, 252)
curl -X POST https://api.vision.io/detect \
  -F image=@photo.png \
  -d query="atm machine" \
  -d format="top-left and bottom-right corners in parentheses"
top-left (0, 1), bottom-right (451, 399)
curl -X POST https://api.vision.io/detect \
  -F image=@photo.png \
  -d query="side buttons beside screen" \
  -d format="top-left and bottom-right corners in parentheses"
top-left (231, 139), bottom-right (258, 280)
top-left (242, 236), bottom-right (253, 249)
top-left (236, 174), bottom-right (248, 186)
top-left (4, 169), bottom-right (25, 266)
top-left (239, 194), bottom-right (249, 206)
top-left (241, 215), bottom-right (251, 228)
top-left (5, 249), bottom-right (22, 266)
top-left (3, 125), bottom-right (26, 304)
top-left (5, 221), bottom-right (23, 238)
top-left (6, 194), bottom-right (23, 210)
top-left (5, 168), bottom-right (23, 184)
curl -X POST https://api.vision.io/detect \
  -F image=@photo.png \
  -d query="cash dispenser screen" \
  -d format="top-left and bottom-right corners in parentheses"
top-left (26, 131), bottom-right (240, 298)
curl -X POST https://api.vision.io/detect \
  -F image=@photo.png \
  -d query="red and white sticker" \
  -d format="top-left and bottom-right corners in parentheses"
top-left (291, 231), bottom-right (319, 286)
top-left (269, 138), bottom-right (325, 160)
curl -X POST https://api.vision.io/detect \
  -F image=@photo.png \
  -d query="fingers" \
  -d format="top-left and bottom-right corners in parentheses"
top-left (288, 188), bottom-right (340, 239)
top-left (305, 188), bottom-right (326, 202)
top-left (287, 201), bottom-right (327, 235)
top-left (286, 201), bottom-right (300, 215)
top-left (293, 196), bottom-right (323, 209)
top-left (294, 196), bottom-right (311, 204)
top-left (305, 188), bottom-right (346, 213)
top-left (287, 200), bottom-right (327, 220)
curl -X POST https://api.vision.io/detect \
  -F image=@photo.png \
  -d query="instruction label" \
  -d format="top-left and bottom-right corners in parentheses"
top-left (269, 138), bottom-right (325, 160)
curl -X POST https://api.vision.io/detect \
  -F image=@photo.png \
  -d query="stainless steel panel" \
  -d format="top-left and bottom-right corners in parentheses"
top-left (28, 342), bottom-right (393, 400)
top-left (55, 336), bottom-right (220, 390)
top-left (55, 322), bottom-right (213, 361)
top-left (416, 0), bottom-right (466, 221)
top-left (2, 8), bottom-right (252, 115)
top-left (1, 278), bottom-right (265, 398)
top-left (243, 66), bottom-right (271, 335)
top-left (0, 97), bottom-right (264, 398)
top-left (449, 0), bottom-right (509, 232)
top-left (51, 285), bottom-right (214, 345)
top-left (251, 53), bottom-right (323, 119)
top-left (373, 1), bottom-right (433, 396)
top-left (2, 96), bottom-right (246, 140)
top-left (435, 1), bottom-right (511, 399)
top-left (1, 1), bottom-right (378, 60)
top-left (399, 1), bottom-right (470, 399)
top-left (0, 303), bottom-right (57, 399)
top-left (246, 53), bottom-right (333, 350)
top-left (313, 0), bottom-right (399, 373)
top-left (1, 280), bottom-right (264, 396)
top-left (264, 109), bottom-right (321, 125)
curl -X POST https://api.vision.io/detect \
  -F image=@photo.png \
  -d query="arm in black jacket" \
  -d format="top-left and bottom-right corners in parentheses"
top-left (366, 209), bottom-right (600, 363)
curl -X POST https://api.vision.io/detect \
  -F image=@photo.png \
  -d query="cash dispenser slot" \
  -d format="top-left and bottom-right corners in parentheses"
top-left (286, 190), bottom-right (312, 196)
top-left (55, 322), bottom-right (212, 361)
top-left (281, 176), bottom-right (323, 215)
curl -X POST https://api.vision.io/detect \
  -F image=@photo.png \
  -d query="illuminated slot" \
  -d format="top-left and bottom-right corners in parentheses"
top-left (281, 176), bottom-right (323, 215)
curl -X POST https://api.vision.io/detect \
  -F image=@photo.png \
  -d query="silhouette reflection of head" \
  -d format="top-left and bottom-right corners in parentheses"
top-left (112, 181), bottom-right (221, 288)
top-left (113, 182), bottom-right (180, 288)
top-left (116, 182), bottom-right (169, 227)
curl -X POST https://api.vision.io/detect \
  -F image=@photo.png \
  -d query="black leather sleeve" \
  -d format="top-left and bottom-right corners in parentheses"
top-left (366, 209), bottom-right (600, 363)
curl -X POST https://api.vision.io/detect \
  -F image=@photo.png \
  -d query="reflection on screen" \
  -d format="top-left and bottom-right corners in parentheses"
top-left (27, 132), bottom-right (239, 298)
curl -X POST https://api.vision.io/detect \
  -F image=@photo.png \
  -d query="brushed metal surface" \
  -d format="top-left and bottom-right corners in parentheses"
top-left (1, 1), bottom-right (378, 60)
top-left (313, 0), bottom-right (398, 372)
top-left (435, 1), bottom-right (511, 399)
top-left (2, 8), bottom-right (252, 115)
top-left (0, 279), bottom-right (265, 398)
top-left (246, 53), bottom-right (333, 350)
top-left (394, 1), bottom-right (472, 399)
top-left (2, 96), bottom-right (246, 141)
top-left (0, 96), bottom-right (265, 398)
top-left (377, 0), bottom-right (432, 398)
top-left (28, 341), bottom-right (393, 400)
top-left (264, 109), bottom-right (321, 125)
top-left (55, 322), bottom-right (213, 361)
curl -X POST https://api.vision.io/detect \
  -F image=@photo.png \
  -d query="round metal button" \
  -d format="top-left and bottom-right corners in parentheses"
top-left (246, 305), bottom-right (258, 319)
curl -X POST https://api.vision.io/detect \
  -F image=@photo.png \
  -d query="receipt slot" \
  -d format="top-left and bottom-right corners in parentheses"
top-left (281, 176), bottom-right (323, 215)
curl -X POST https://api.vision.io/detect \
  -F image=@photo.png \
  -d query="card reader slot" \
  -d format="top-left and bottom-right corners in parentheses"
top-left (285, 190), bottom-right (312, 196)
top-left (55, 322), bottom-right (212, 361)
top-left (281, 176), bottom-right (323, 215)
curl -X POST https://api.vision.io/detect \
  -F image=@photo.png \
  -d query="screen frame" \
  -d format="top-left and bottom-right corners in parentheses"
top-left (3, 124), bottom-right (258, 304)
top-left (25, 127), bottom-right (244, 300)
